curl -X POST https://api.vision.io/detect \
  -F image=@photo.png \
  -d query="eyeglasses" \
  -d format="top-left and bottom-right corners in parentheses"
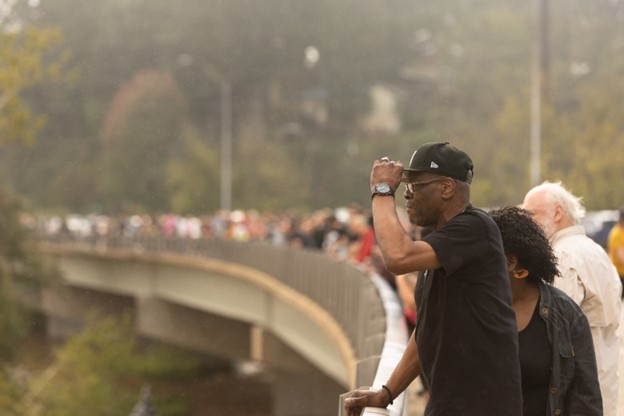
top-left (404, 177), bottom-right (446, 193)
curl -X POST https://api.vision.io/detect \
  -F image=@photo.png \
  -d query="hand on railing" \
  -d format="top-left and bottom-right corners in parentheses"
top-left (343, 386), bottom-right (390, 416)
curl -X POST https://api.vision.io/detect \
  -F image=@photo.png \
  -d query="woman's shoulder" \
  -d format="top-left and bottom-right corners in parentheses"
top-left (541, 283), bottom-right (585, 319)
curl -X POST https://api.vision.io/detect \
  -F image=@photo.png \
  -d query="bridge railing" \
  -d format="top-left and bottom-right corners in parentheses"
top-left (40, 233), bottom-right (408, 415)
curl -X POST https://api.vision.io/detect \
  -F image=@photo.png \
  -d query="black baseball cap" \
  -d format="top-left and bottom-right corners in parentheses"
top-left (403, 142), bottom-right (474, 184)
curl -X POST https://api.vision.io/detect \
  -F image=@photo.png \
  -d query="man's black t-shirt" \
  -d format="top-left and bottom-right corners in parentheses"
top-left (416, 205), bottom-right (522, 416)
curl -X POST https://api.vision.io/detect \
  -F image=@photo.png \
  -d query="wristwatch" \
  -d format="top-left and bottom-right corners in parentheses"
top-left (371, 183), bottom-right (394, 198)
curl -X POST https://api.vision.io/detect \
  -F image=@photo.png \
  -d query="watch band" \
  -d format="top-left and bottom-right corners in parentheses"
top-left (371, 183), bottom-right (395, 199)
top-left (371, 191), bottom-right (394, 198)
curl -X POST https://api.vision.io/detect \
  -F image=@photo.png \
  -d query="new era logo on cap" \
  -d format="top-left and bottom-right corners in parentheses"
top-left (430, 161), bottom-right (439, 169)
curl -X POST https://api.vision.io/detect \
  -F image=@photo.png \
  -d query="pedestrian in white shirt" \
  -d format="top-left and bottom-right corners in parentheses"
top-left (523, 181), bottom-right (622, 416)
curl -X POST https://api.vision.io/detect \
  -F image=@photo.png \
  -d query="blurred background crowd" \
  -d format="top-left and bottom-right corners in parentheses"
top-left (27, 206), bottom-right (414, 272)
top-left (27, 206), bottom-right (619, 335)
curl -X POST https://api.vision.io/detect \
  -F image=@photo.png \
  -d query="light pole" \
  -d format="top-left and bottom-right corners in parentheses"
top-left (177, 55), bottom-right (233, 211)
top-left (201, 62), bottom-right (233, 212)
top-left (219, 77), bottom-right (232, 212)
top-left (530, 0), bottom-right (549, 186)
top-left (530, 33), bottom-right (541, 187)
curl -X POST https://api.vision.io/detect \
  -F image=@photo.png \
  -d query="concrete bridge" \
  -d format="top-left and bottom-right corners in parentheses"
top-left (34, 236), bottom-right (409, 416)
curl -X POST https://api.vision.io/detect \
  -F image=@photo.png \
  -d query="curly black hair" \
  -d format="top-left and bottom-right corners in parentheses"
top-left (488, 206), bottom-right (560, 284)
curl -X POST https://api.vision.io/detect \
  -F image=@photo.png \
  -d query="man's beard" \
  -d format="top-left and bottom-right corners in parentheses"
top-left (541, 214), bottom-right (557, 240)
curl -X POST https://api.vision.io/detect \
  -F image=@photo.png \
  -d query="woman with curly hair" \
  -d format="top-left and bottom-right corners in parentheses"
top-left (489, 207), bottom-right (602, 416)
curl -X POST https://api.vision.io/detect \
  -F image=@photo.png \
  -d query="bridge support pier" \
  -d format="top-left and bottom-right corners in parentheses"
top-left (136, 297), bottom-right (252, 360)
top-left (251, 327), bottom-right (344, 416)
top-left (41, 286), bottom-right (134, 339)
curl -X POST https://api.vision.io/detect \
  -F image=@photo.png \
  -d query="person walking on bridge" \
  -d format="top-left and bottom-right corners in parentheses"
top-left (344, 142), bottom-right (522, 416)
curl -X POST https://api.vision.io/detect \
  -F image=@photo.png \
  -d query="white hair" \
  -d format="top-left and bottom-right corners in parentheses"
top-left (530, 181), bottom-right (586, 224)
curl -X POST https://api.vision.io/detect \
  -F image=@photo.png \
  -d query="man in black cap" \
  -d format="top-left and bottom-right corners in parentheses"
top-left (345, 142), bottom-right (522, 416)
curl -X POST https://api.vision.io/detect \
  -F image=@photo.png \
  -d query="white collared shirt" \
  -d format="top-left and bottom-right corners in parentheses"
top-left (551, 225), bottom-right (622, 416)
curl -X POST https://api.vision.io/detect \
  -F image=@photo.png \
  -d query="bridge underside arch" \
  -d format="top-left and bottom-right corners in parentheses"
top-left (39, 248), bottom-right (353, 416)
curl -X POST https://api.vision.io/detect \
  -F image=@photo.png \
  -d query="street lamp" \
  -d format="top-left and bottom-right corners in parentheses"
top-left (200, 63), bottom-right (234, 212)
top-left (219, 77), bottom-right (232, 212)
top-left (530, 36), bottom-right (541, 187)
top-left (530, 0), bottom-right (549, 186)
top-left (179, 54), bottom-right (233, 211)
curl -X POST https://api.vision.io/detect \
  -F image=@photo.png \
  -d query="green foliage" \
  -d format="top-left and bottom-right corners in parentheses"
top-left (20, 315), bottom-right (138, 416)
top-left (138, 343), bottom-right (203, 380)
top-left (0, 186), bottom-right (58, 361)
top-left (0, 365), bottom-right (23, 416)
top-left (234, 138), bottom-right (311, 210)
top-left (0, 25), bottom-right (69, 145)
top-left (0, 272), bottom-right (22, 361)
top-left (543, 79), bottom-right (624, 209)
top-left (165, 128), bottom-right (220, 214)
top-left (0, 312), bottom-right (208, 416)
top-left (2, 0), bottom-right (624, 212)
top-left (100, 70), bottom-right (188, 212)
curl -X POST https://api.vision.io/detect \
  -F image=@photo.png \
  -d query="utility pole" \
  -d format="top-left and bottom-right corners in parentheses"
top-left (539, 0), bottom-right (550, 99)
top-left (530, 0), bottom-right (549, 186)
top-left (220, 78), bottom-right (232, 212)
top-left (178, 56), bottom-right (234, 211)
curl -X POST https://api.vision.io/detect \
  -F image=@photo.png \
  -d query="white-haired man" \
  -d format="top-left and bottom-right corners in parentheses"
top-left (522, 181), bottom-right (622, 416)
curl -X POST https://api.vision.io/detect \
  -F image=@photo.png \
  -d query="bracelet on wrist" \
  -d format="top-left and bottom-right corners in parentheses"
top-left (381, 384), bottom-right (394, 405)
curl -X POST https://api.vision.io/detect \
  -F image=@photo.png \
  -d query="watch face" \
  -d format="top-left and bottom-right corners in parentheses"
top-left (376, 183), bottom-right (391, 193)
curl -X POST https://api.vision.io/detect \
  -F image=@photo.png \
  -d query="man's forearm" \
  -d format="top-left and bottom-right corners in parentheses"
top-left (383, 331), bottom-right (422, 399)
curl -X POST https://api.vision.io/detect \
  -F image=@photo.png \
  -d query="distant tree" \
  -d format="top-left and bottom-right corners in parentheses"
top-left (100, 70), bottom-right (188, 212)
top-left (0, 7), bottom-right (67, 378)
top-left (4, 0), bottom-right (624, 211)
top-left (471, 93), bottom-right (532, 207)
top-left (5, 314), bottom-right (203, 416)
top-left (0, 24), bottom-right (69, 145)
top-left (538, 0), bottom-right (624, 209)
top-left (17, 315), bottom-right (139, 416)
top-left (234, 137), bottom-right (310, 210)
top-left (0, 186), bottom-right (58, 361)
top-left (165, 128), bottom-right (220, 214)
top-left (543, 79), bottom-right (624, 209)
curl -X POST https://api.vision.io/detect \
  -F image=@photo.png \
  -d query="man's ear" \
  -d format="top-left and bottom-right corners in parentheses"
top-left (553, 204), bottom-right (564, 224)
top-left (440, 177), bottom-right (456, 199)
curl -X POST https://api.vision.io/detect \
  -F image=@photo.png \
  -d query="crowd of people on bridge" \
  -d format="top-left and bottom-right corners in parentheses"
top-left (27, 204), bottom-right (406, 280)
